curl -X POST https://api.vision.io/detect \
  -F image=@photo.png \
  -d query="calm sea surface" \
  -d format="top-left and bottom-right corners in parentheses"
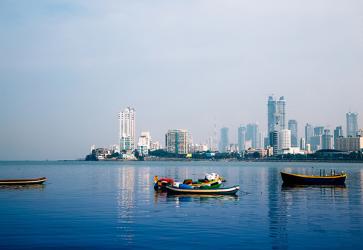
top-left (1, 161), bottom-right (363, 249)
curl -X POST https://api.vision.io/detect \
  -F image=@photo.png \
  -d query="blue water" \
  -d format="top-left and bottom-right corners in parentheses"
top-left (0, 161), bottom-right (363, 249)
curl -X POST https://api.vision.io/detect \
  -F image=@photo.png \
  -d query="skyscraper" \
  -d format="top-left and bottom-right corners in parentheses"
top-left (219, 127), bottom-right (229, 153)
top-left (305, 123), bottom-right (313, 145)
top-left (346, 112), bottom-right (358, 137)
top-left (119, 107), bottom-right (136, 151)
top-left (322, 129), bottom-right (333, 150)
top-left (237, 126), bottom-right (246, 152)
top-left (246, 123), bottom-right (259, 149)
top-left (267, 96), bottom-right (286, 137)
top-left (288, 120), bottom-right (298, 147)
top-left (334, 126), bottom-right (343, 149)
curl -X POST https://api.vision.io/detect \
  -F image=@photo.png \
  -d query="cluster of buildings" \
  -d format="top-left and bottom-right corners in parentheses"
top-left (89, 99), bottom-right (361, 160)
top-left (220, 96), bottom-right (362, 157)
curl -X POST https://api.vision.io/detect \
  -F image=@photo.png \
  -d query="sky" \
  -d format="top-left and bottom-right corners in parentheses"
top-left (0, 0), bottom-right (362, 160)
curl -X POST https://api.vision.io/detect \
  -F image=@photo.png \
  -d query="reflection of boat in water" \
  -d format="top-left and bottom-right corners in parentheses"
top-left (166, 185), bottom-right (239, 195)
top-left (281, 183), bottom-right (346, 190)
top-left (281, 172), bottom-right (346, 185)
top-left (0, 177), bottom-right (47, 185)
top-left (0, 184), bottom-right (46, 190)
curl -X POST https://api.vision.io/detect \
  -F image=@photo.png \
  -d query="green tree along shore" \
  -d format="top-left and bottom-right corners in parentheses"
top-left (86, 149), bottom-right (363, 162)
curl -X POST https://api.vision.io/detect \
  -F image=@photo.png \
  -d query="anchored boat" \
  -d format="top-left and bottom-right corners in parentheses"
top-left (281, 172), bottom-right (346, 185)
top-left (0, 177), bottom-right (47, 185)
top-left (154, 173), bottom-right (223, 191)
top-left (166, 185), bottom-right (239, 195)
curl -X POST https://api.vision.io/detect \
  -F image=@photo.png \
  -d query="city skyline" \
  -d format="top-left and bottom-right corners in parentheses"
top-left (1, 1), bottom-right (362, 160)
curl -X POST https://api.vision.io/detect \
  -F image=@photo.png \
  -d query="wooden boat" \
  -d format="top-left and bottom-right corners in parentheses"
top-left (0, 177), bottom-right (47, 185)
top-left (281, 172), bottom-right (346, 185)
top-left (154, 173), bottom-right (223, 191)
top-left (166, 185), bottom-right (239, 195)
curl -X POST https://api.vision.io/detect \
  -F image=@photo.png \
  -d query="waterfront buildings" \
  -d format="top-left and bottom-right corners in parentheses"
top-left (346, 112), bottom-right (359, 137)
top-left (288, 120), bottom-right (298, 147)
top-left (219, 127), bottom-right (229, 153)
top-left (237, 126), bottom-right (246, 152)
top-left (267, 96), bottom-right (286, 136)
top-left (165, 129), bottom-right (191, 154)
top-left (335, 137), bottom-right (363, 152)
top-left (119, 107), bottom-right (136, 151)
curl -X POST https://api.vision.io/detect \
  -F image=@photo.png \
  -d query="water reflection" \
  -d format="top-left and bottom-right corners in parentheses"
top-left (153, 190), bottom-right (239, 206)
top-left (268, 167), bottom-right (288, 250)
top-left (116, 166), bottom-right (136, 245)
top-left (0, 184), bottom-right (45, 190)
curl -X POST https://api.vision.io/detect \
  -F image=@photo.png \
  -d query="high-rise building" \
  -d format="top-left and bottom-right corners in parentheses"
top-left (237, 126), bottom-right (246, 152)
top-left (300, 138), bottom-right (306, 150)
top-left (278, 129), bottom-right (291, 153)
top-left (118, 107), bottom-right (136, 151)
top-left (314, 126), bottom-right (324, 136)
top-left (246, 123), bottom-right (259, 149)
top-left (288, 120), bottom-right (298, 147)
top-left (346, 112), bottom-right (358, 137)
top-left (322, 129), bottom-right (333, 150)
top-left (219, 127), bottom-right (229, 153)
top-left (267, 96), bottom-right (286, 136)
top-left (269, 130), bottom-right (279, 155)
top-left (334, 126), bottom-right (343, 149)
top-left (305, 123), bottom-right (314, 145)
top-left (165, 129), bottom-right (191, 154)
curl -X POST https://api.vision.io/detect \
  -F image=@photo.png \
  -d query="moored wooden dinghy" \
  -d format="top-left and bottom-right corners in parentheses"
top-left (166, 185), bottom-right (239, 195)
top-left (0, 177), bottom-right (47, 185)
top-left (281, 172), bottom-right (346, 185)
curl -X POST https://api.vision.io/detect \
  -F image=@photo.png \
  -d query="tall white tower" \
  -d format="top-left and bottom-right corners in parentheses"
top-left (118, 107), bottom-right (136, 151)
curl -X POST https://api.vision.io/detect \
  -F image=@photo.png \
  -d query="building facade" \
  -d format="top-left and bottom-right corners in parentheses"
top-left (165, 129), bottom-right (191, 155)
top-left (278, 129), bottom-right (291, 153)
top-left (267, 96), bottom-right (286, 137)
top-left (219, 127), bottom-right (229, 152)
top-left (334, 126), bottom-right (343, 149)
top-left (119, 107), bottom-right (136, 151)
top-left (321, 129), bottom-right (333, 150)
top-left (288, 120), bottom-right (298, 147)
top-left (305, 123), bottom-right (314, 146)
top-left (335, 137), bottom-right (363, 152)
top-left (137, 131), bottom-right (151, 155)
top-left (237, 126), bottom-right (246, 152)
top-left (346, 112), bottom-right (358, 137)
top-left (246, 123), bottom-right (260, 149)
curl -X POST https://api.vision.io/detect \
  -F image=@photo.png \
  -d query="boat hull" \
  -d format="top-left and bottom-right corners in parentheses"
top-left (166, 185), bottom-right (239, 195)
top-left (281, 172), bottom-right (346, 185)
top-left (0, 177), bottom-right (47, 185)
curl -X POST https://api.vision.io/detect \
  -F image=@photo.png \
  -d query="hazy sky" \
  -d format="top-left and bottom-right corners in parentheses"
top-left (1, 0), bottom-right (362, 160)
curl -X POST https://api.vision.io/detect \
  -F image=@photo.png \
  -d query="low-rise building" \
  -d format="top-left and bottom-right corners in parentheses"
top-left (335, 136), bottom-right (363, 152)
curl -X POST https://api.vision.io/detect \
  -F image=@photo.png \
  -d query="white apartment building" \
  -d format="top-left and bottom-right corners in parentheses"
top-left (278, 129), bottom-right (291, 153)
top-left (119, 107), bottom-right (136, 151)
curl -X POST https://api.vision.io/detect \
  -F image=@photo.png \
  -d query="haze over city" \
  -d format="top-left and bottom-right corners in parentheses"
top-left (1, 0), bottom-right (362, 160)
